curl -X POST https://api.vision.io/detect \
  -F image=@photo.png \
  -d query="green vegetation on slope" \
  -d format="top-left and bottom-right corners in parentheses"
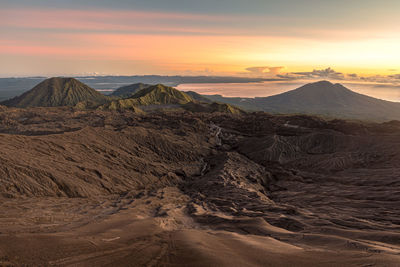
top-left (209, 102), bottom-right (244, 114)
top-left (130, 84), bottom-right (193, 105)
top-left (1, 77), bottom-right (109, 108)
top-left (98, 100), bottom-right (145, 113)
top-left (101, 84), bottom-right (194, 110)
top-left (101, 84), bottom-right (245, 114)
top-left (184, 91), bottom-right (213, 103)
top-left (110, 83), bottom-right (152, 98)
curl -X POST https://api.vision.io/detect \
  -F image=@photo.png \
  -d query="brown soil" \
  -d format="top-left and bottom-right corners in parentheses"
top-left (0, 107), bottom-right (399, 266)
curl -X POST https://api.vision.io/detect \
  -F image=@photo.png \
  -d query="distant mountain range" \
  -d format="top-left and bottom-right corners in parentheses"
top-left (0, 78), bottom-right (243, 115)
top-left (0, 75), bottom-right (269, 100)
top-left (2, 78), bottom-right (400, 121)
top-left (1, 77), bottom-right (108, 108)
top-left (203, 81), bottom-right (400, 121)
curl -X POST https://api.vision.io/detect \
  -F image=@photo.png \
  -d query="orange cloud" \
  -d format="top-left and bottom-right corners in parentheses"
top-left (245, 66), bottom-right (285, 75)
top-left (1, 8), bottom-right (400, 76)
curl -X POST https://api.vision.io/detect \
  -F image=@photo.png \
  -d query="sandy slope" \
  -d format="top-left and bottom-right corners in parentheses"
top-left (0, 107), bottom-right (399, 266)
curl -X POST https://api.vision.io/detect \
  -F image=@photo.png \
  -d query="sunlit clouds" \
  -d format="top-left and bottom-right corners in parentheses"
top-left (1, 1), bottom-right (400, 78)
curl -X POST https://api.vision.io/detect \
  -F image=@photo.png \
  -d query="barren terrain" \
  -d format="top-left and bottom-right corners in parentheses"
top-left (0, 107), bottom-right (399, 266)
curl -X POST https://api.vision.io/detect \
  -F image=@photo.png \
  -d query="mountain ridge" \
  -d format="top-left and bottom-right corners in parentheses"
top-left (100, 84), bottom-right (245, 114)
top-left (110, 83), bottom-right (152, 98)
top-left (203, 80), bottom-right (400, 121)
top-left (1, 77), bottom-right (108, 108)
top-left (100, 84), bottom-right (194, 110)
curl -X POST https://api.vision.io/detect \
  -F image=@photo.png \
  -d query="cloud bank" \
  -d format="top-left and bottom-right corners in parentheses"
top-left (273, 67), bottom-right (400, 86)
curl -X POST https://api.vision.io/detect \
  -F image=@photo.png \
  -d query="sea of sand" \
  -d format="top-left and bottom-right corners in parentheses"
top-left (0, 107), bottom-right (399, 266)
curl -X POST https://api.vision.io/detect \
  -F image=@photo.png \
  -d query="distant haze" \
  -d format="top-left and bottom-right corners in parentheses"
top-left (177, 81), bottom-right (400, 102)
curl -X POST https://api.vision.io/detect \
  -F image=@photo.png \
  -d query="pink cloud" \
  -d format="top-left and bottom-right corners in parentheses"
top-left (2, 7), bottom-right (396, 41)
top-left (0, 8), bottom-right (232, 20)
top-left (0, 8), bottom-right (235, 33)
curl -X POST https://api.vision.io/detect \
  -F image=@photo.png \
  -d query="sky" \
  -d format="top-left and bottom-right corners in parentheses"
top-left (1, 0), bottom-right (400, 88)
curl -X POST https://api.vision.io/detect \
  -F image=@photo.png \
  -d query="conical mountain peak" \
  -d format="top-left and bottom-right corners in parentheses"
top-left (1, 77), bottom-right (108, 108)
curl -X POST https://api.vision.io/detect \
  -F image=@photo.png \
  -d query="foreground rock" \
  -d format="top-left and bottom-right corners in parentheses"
top-left (0, 107), bottom-right (399, 266)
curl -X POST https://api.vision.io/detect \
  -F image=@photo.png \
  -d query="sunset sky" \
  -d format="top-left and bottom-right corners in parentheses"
top-left (1, 0), bottom-right (400, 83)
